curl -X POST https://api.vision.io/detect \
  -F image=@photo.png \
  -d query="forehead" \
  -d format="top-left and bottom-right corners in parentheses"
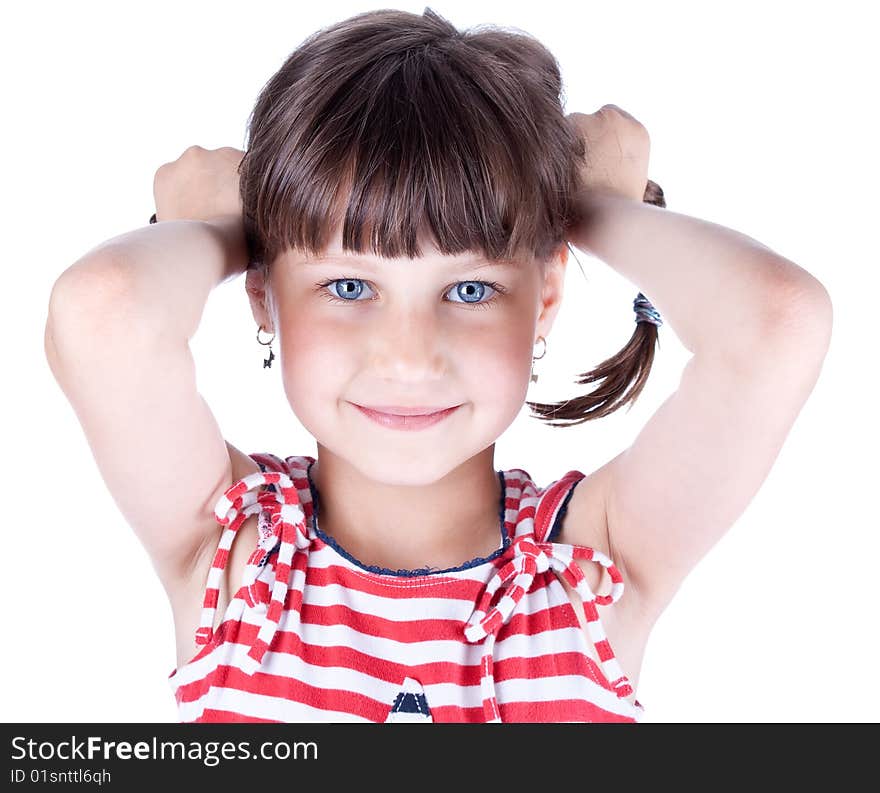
top-left (271, 216), bottom-right (551, 281)
top-left (296, 216), bottom-right (516, 266)
top-left (279, 232), bottom-right (525, 272)
top-left (292, 252), bottom-right (519, 272)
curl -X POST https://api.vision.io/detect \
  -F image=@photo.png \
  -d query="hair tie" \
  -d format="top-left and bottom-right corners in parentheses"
top-left (633, 292), bottom-right (662, 327)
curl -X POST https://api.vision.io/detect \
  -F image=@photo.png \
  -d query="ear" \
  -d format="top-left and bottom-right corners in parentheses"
top-left (534, 245), bottom-right (568, 339)
top-left (245, 265), bottom-right (276, 334)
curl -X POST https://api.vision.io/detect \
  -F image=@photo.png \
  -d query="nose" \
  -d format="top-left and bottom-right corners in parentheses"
top-left (368, 304), bottom-right (447, 381)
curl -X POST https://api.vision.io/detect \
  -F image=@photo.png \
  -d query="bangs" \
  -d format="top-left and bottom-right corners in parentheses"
top-left (236, 8), bottom-right (666, 430)
top-left (239, 10), bottom-right (581, 271)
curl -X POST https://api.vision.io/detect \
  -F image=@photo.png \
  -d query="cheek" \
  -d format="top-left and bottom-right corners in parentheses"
top-left (278, 312), bottom-right (351, 406)
top-left (487, 298), bottom-right (539, 374)
top-left (464, 329), bottom-right (530, 396)
top-left (276, 296), bottom-right (535, 404)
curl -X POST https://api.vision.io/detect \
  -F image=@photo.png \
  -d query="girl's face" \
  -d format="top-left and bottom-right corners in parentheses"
top-left (248, 226), bottom-right (567, 486)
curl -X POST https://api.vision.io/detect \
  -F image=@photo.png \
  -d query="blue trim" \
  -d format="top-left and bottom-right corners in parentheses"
top-left (389, 690), bottom-right (432, 716)
top-left (303, 459), bottom-right (511, 577)
top-left (546, 478), bottom-right (582, 543)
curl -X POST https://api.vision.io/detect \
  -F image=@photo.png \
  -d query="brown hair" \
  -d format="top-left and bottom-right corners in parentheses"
top-left (238, 7), bottom-right (667, 428)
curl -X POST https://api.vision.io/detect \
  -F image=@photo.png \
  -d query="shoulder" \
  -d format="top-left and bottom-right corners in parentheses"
top-left (222, 448), bottom-right (316, 488)
top-left (168, 447), bottom-right (311, 669)
top-left (507, 465), bottom-right (595, 544)
top-left (503, 465), bottom-right (592, 545)
top-left (548, 461), bottom-right (614, 551)
top-left (527, 459), bottom-right (654, 692)
top-left (185, 447), bottom-right (312, 589)
top-left (536, 456), bottom-right (645, 613)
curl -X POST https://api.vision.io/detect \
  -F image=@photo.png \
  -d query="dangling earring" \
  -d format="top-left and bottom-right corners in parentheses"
top-left (256, 325), bottom-right (276, 368)
top-left (530, 335), bottom-right (547, 384)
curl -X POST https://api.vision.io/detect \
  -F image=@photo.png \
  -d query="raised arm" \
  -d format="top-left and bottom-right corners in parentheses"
top-left (563, 107), bottom-right (833, 619)
top-left (45, 151), bottom-right (251, 604)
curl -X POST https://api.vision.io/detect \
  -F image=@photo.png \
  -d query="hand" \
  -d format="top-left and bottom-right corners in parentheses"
top-left (152, 145), bottom-right (244, 222)
top-left (567, 104), bottom-right (651, 203)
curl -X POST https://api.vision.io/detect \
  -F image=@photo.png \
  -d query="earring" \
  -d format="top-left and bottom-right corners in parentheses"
top-left (530, 335), bottom-right (547, 384)
top-left (256, 325), bottom-right (276, 368)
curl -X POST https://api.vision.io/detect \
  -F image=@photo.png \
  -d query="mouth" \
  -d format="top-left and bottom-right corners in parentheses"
top-left (349, 402), bottom-right (463, 431)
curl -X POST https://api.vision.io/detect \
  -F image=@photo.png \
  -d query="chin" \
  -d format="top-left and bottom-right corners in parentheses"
top-left (300, 399), bottom-right (512, 484)
top-left (342, 443), bottom-right (465, 487)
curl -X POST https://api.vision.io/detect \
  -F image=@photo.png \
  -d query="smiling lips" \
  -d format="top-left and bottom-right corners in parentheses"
top-left (362, 405), bottom-right (457, 416)
top-left (350, 403), bottom-right (462, 430)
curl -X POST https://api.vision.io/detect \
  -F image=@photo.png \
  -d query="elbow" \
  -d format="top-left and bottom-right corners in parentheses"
top-left (719, 264), bottom-right (833, 373)
top-left (764, 269), bottom-right (833, 360)
top-left (46, 256), bottom-right (138, 361)
top-left (48, 256), bottom-right (135, 323)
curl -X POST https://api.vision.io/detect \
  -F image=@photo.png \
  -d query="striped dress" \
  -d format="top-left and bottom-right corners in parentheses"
top-left (167, 453), bottom-right (644, 722)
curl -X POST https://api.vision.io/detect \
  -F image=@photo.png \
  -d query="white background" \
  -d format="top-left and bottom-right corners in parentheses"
top-left (3, 0), bottom-right (877, 723)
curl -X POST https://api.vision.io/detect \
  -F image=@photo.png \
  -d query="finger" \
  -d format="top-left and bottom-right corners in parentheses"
top-left (601, 103), bottom-right (631, 117)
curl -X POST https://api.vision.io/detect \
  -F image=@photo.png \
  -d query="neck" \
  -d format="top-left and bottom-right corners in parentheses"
top-left (309, 444), bottom-right (504, 572)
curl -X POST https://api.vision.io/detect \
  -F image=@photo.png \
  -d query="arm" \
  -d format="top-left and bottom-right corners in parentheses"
top-left (571, 189), bottom-right (832, 359)
top-left (45, 213), bottom-right (251, 602)
top-left (59, 213), bottom-right (249, 341)
top-left (569, 190), bottom-right (833, 618)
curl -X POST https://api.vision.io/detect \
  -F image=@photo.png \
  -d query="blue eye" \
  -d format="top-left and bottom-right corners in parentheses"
top-left (316, 278), bottom-right (506, 310)
top-left (448, 281), bottom-right (494, 305)
top-left (325, 278), bottom-right (368, 301)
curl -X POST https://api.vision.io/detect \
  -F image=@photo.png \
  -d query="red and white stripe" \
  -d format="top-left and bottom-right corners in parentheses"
top-left (202, 468), bottom-right (311, 675)
top-left (169, 453), bottom-right (643, 722)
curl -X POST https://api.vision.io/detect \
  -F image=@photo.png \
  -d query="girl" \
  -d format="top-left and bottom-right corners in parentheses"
top-left (45, 8), bottom-right (832, 723)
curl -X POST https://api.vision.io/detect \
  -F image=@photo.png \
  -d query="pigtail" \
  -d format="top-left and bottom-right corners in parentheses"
top-left (525, 179), bottom-right (667, 427)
